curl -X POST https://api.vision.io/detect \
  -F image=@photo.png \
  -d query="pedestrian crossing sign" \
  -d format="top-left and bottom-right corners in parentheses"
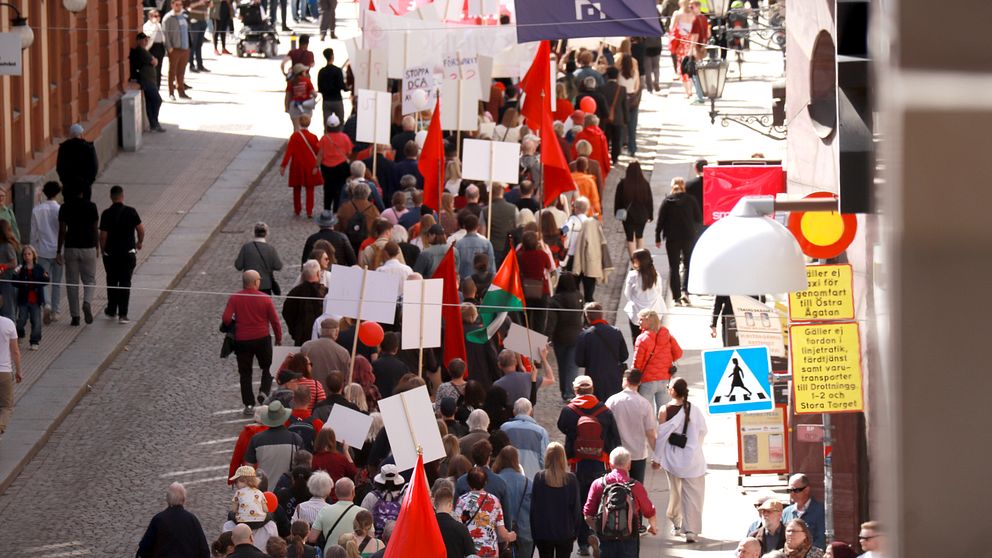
top-left (702, 346), bottom-right (774, 415)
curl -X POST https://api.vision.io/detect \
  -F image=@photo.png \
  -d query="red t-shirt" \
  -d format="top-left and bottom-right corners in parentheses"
top-left (518, 248), bottom-right (552, 296)
top-left (288, 48), bottom-right (315, 68)
top-left (312, 451), bottom-right (358, 482)
top-left (288, 77), bottom-right (315, 102)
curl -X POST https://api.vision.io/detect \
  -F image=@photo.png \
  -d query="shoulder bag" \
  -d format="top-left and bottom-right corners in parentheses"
top-left (297, 130), bottom-right (321, 176)
top-left (668, 402), bottom-right (690, 448)
top-left (252, 241), bottom-right (281, 295)
top-left (317, 502), bottom-right (357, 550)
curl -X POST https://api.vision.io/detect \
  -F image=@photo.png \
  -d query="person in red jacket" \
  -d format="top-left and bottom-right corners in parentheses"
top-left (633, 309), bottom-right (683, 414)
top-left (570, 114), bottom-right (612, 178)
top-left (223, 270), bottom-right (284, 416)
top-left (281, 114), bottom-right (324, 218)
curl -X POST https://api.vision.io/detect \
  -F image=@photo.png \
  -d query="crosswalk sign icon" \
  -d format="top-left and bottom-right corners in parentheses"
top-left (702, 346), bottom-right (774, 415)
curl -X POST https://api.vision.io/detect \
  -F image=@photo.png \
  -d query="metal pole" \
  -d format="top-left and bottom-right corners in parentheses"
top-left (823, 412), bottom-right (835, 545)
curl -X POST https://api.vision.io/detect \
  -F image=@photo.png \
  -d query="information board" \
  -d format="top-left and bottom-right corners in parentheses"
top-left (788, 264), bottom-right (855, 322)
top-left (790, 322), bottom-right (864, 414)
top-left (737, 404), bottom-right (789, 475)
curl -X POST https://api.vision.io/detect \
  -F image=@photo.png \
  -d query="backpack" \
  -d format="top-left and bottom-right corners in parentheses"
top-left (286, 416), bottom-right (317, 452)
top-left (371, 493), bottom-right (401, 537)
top-left (345, 201), bottom-right (370, 249)
top-left (596, 478), bottom-right (639, 540)
top-left (568, 403), bottom-right (608, 460)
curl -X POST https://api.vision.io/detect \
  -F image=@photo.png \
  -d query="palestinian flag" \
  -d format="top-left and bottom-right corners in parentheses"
top-left (466, 250), bottom-right (526, 343)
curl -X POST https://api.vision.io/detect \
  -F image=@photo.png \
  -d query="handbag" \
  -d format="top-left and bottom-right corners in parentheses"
top-left (297, 130), bottom-right (321, 177)
top-left (522, 278), bottom-right (544, 300)
top-left (219, 318), bottom-right (236, 359)
top-left (668, 402), bottom-right (690, 448)
top-left (251, 242), bottom-right (280, 295)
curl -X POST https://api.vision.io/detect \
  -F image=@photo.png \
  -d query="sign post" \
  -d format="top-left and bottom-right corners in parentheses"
top-left (348, 267), bottom-right (369, 385)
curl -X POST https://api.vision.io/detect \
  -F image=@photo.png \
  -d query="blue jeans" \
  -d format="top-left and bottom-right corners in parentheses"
top-left (268, 0), bottom-right (288, 26)
top-left (600, 538), bottom-right (638, 558)
top-left (554, 342), bottom-right (578, 399)
top-left (38, 256), bottom-right (62, 314)
top-left (141, 79), bottom-right (162, 127)
top-left (626, 105), bottom-right (639, 155)
top-left (639, 380), bottom-right (669, 416)
top-left (692, 74), bottom-right (705, 101)
top-left (188, 19), bottom-right (208, 70)
top-left (16, 304), bottom-right (41, 344)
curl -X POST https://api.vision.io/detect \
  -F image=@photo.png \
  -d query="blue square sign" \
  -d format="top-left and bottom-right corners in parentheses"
top-left (702, 346), bottom-right (774, 415)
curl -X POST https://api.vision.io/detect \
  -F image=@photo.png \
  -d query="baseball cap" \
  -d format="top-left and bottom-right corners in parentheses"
top-left (573, 375), bottom-right (593, 389)
top-left (758, 499), bottom-right (784, 512)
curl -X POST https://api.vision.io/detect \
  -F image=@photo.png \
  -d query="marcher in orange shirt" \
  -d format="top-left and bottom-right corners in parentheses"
top-left (571, 157), bottom-right (602, 219)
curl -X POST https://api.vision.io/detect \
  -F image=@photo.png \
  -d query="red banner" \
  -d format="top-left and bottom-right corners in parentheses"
top-left (702, 166), bottom-right (786, 225)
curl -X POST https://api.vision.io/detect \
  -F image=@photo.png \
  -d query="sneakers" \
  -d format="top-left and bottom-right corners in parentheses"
top-left (152, 125), bottom-right (167, 133)
top-left (29, 344), bottom-right (39, 351)
top-left (82, 302), bottom-right (93, 324)
top-left (70, 316), bottom-right (80, 326)
top-left (242, 405), bottom-right (254, 417)
top-left (119, 316), bottom-right (131, 324)
top-left (684, 532), bottom-right (697, 543)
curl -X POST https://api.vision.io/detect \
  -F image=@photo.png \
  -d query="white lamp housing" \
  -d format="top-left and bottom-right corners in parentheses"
top-left (12, 17), bottom-right (33, 49)
top-left (687, 196), bottom-right (809, 295)
top-left (63, 0), bottom-right (88, 13)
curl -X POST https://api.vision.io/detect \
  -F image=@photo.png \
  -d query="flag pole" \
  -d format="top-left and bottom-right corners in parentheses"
top-left (348, 266), bottom-right (369, 385)
top-left (486, 143), bottom-right (495, 241)
top-left (456, 50), bottom-right (463, 161)
top-left (372, 99), bottom-right (379, 178)
top-left (418, 279), bottom-right (426, 379)
top-left (399, 392), bottom-right (423, 455)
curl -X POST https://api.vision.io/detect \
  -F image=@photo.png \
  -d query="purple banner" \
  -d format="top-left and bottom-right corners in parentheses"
top-left (514, 0), bottom-right (663, 43)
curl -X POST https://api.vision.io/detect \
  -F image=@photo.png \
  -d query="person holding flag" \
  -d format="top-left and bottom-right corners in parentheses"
top-left (466, 249), bottom-right (526, 345)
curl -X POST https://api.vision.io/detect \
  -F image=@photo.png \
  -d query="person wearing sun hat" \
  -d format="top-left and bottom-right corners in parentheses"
top-left (286, 62), bottom-right (318, 131)
top-left (244, 400), bottom-right (303, 485)
top-left (360, 464), bottom-right (407, 538)
top-left (229, 465), bottom-right (270, 529)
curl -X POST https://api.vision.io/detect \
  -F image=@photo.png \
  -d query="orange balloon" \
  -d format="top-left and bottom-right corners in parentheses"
top-left (264, 491), bottom-right (278, 513)
top-left (578, 96), bottom-right (597, 114)
top-left (359, 321), bottom-right (385, 347)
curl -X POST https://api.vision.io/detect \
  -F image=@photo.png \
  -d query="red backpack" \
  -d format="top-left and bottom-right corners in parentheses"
top-left (569, 403), bottom-right (608, 460)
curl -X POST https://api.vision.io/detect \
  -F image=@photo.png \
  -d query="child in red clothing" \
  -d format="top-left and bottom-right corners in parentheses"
top-left (281, 114), bottom-right (324, 218)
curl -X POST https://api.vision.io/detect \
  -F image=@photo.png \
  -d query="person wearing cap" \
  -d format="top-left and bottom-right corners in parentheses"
top-left (604, 369), bottom-right (657, 483)
top-left (235, 223), bottom-right (284, 296)
top-left (556, 374), bottom-right (622, 556)
top-left (281, 113), bottom-right (324, 217)
top-left (130, 33), bottom-right (165, 133)
top-left (749, 498), bottom-right (786, 554)
top-left (286, 63), bottom-right (318, 132)
top-left (315, 113), bottom-right (354, 213)
top-left (56, 124), bottom-right (98, 201)
top-left (360, 464), bottom-right (407, 535)
top-left (317, 48), bottom-right (345, 126)
top-left (301, 210), bottom-right (356, 266)
top-left (229, 465), bottom-right (270, 528)
top-left (244, 400), bottom-right (304, 486)
top-left (136, 482), bottom-right (211, 558)
top-left (223, 271), bottom-right (283, 415)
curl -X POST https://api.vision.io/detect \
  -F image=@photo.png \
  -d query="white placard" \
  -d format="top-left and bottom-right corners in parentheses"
top-left (440, 79), bottom-right (480, 132)
top-left (466, 0), bottom-right (499, 16)
top-left (462, 139), bottom-right (521, 184)
top-left (401, 279), bottom-right (444, 350)
top-left (378, 385), bottom-right (446, 471)
top-left (326, 404), bottom-right (375, 448)
top-left (271, 345), bottom-right (297, 370)
top-left (442, 51), bottom-right (482, 100)
top-left (442, 0), bottom-right (464, 20)
top-left (478, 55), bottom-right (494, 98)
top-left (325, 265), bottom-right (402, 324)
top-left (347, 45), bottom-right (388, 92)
top-left (0, 34), bottom-right (21, 76)
top-left (401, 65), bottom-right (438, 116)
top-left (504, 321), bottom-right (550, 363)
top-left (356, 89), bottom-right (392, 145)
top-left (387, 30), bottom-right (435, 80)
top-left (550, 60), bottom-right (558, 112)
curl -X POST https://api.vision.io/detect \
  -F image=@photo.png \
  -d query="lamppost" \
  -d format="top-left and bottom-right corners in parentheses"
top-left (0, 2), bottom-right (33, 49)
top-left (697, 46), bottom-right (729, 124)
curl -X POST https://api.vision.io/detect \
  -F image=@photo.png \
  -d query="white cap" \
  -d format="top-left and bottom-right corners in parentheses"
top-left (326, 114), bottom-right (341, 128)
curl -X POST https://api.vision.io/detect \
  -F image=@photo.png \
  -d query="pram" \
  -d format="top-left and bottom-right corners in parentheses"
top-left (236, 0), bottom-right (280, 58)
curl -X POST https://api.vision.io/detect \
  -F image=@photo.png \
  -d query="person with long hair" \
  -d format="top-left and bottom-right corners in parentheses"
top-left (210, 0), bottom-right (235, 55)
top-left (633, 309), bottom-right (683, 413)
top-left (439, 192), bottom-right (459, 235)
top-left (670, 0), bottom-right (699, 99)
top-left (286, 520), bottom-right (319, 558)
top-left (493, 446), bottom-right (534, 558)
top-left (343, 382), bottom-right (368, 412)
top-left (616, 40), bottom-right (642, 156)
top-left (783, 519), bottom-right (825, 558)
top-left (623, 248), bottom-right (665, 339)
top-left (614, 162), bottom-right (654, 257)
top-left (530, 442), bottom-right (581, 557)
top-left (655, 177), bottom-right (701, 306)
top-left (518, 230), bottom-right (554, 333)
top-left (13, 245), bottom-right (48, 350)
top-left (351, 510), bottom-right (386, 556)
top-left (311, 427), bottom-right (357, 482)
top-left (653, 377), bottom-right (707, 544)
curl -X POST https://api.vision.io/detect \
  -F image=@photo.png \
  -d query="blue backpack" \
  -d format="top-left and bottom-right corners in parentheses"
top-left (372, 492), bottom-right (401, 537)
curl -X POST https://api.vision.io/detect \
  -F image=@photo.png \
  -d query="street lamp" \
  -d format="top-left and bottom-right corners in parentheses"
top-left (697, 46), bottom-right (729, 124)
top-left (687, 195), bottom-right (841, 295)
top-left (708, 0), bottom-right (731, 18)
top-left (62, 0), bottom-right (88, 13)
top-left (1, 3), bottom-right (33, 49)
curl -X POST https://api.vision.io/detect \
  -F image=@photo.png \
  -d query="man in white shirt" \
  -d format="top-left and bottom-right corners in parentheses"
top-left (604, 368), bottom-right (657, 483)
top-left (0, 301), bottom-right (23, 436)
top-left (376, 242), bottom-right (414, 279)
top-left (31, 181), bottom-right (63, 323)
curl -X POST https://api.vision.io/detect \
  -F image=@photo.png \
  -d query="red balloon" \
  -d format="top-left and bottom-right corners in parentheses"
top-left (263, 491), bottom-right (278, 513)
top-left (578, 96), bottom-right (597, 114)
top-left (359, 321), bottom-right (385, 347)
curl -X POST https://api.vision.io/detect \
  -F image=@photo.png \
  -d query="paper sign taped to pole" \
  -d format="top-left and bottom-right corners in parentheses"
top-left (327, 404), bottom-right (375, 448)
top-left (731, 295), bottom-right (786, 358)
top-left (504, 322), bottom-right (549, 363)
top-left (402, 65), bottom-right (439, 115)
top-left (440, 79), bottom-right (480, 131)
top-left (462, 139), bottom-right (522, 184)
top-left (356, 89), bottom-right (392, 145)
top-left (326, 265), bottom-right (401, 324)
top-left (402, 279), bottom-right (444, 350)
top-left (378, 385), bottom-right (446, 471)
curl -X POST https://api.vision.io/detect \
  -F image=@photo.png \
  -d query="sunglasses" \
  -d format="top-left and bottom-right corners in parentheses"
top-left (859, 535), bottom-right (876, 541)
top-left (787, 486), bottom-right (808, 493)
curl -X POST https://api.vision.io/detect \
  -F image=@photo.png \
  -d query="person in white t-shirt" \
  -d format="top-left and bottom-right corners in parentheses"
top-left (31, 181), bottom-right (63, 323)
top-left (0, 305), bottom-right (23, 435)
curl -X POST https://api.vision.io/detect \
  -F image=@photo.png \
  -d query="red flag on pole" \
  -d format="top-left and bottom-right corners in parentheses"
top-left (541, 107), bottom-right (576, 206)
top-left (383, 454), bottom-right (447, 558)
top-left (419, 98), bottom-right (444, 212)
top-left (431, 245), bottom-right (467, 368)
top-left (519, 41), bottom-right (552, 131)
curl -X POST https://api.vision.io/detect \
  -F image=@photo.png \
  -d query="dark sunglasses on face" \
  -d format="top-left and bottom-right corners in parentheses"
top-left (787, 486), bottom-right (808, 493)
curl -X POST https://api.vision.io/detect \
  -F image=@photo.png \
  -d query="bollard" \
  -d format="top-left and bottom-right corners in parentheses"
top-left (121, 90), bottom-right (143, 152)
top-left (11, 176), bottom-right (43, 244)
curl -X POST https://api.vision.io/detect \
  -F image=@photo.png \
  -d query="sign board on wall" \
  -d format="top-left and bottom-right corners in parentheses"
top-left (0, 34), bottom-right (22, 76)
top-left (788, 264), bottom-right (855, 322)
top-left (790, 322), bottom-right (864, 414)
top-left (702, 165), bottom-right (786, 225)
top-left (737, 404), bottom-right (789, 475)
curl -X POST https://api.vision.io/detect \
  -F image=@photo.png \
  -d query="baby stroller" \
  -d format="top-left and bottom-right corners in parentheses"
top-left (236, 0), bottom-right (280, 58)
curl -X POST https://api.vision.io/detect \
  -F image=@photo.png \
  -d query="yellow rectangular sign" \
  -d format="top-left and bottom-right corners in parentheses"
top-left (788, 264), bottom-right (855, 322)
top-left (737, 405), bottom-right (789, 475)
top-left (790, 322), bottom-right (864, 414)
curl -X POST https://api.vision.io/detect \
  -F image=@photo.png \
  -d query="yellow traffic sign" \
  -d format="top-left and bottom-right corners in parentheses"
top-left (790, 322), bottom-right (864, 414)
top-left (788, 264), bottom-right (855, 322)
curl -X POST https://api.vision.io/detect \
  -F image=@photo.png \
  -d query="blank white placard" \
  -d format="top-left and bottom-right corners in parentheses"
top-left (378, 385), bottom-right (446, 471)
top-left (462, 139), bottom-right (522, 184)
top-left (356, 90), bottom-right (391, 145)
top-left (325, 265), bottom-right (402, 324)
top-left (504, 321), bottom-right (550, 363)
top-left (327, 404), bottom-right (374, 449)
top-left (401, 279), bottom-right (444, 350)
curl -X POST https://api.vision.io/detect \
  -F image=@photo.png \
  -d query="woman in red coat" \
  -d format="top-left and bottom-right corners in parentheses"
top-left (280, 113), bottom-right (323, 218)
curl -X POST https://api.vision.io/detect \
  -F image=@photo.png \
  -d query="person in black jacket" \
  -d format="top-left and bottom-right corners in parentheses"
top-left (301, 210), bottom-right (357, 266)
top-left (599, 67), bottom-right (629, 165)
top-left (574, 302), bottom-right (628, 402)
top-left (227, 524), bottom-right (270, 557)
top-left (130, 33), bottom-right (165, 132)
top-left (372, 332), bottom-right (409, 398)
top-left (56, 124), bottom-right (98, 201)
top-left (432, 478), bottom-right (476, 558)
top-left (531, 442), bottom-right (582, 558)
top-left (136, 482), bottom-right (211, 558)
top-left (544, 272), bottom-right (584, 401)
top-left (655, 177), bottom-right (702, 306)
top-left (317, 48), bottom-right (346, 129)
top-left (613, 161), bottom-right (654, 258)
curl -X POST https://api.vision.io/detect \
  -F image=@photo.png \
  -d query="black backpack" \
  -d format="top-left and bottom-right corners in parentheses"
top-left (286, 415), bottom-right (318, 452)
top-left (596, 478), bottom-right (640, 540)
top-left (345, 201), bottom-right (370, 249)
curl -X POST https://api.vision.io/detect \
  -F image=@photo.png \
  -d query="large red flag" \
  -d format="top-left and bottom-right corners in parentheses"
top-left (541, 107), bottom-right (576, 206)
top-left (418, 99), bottom-right (444, 212)
top-left (383, 454), bottom-right (446, 558)
top-left (519, 41), bottom-right (551, 131)
top-left (431, 245), bottom-right (467, 367)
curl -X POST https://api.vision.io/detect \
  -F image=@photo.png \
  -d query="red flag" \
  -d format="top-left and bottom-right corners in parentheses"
top-left (541, 107), bottom-right (576, 206)
top-left (367, 0), bottom-right (375, 11)
top-left (431, 245), bottom-right (467, 368)
top-left (519, 41), bottom-right (551, 130)
top-left (418, 99), bottom-right (444, 212)
top-left (383, 455), bottom-right (447, 558)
